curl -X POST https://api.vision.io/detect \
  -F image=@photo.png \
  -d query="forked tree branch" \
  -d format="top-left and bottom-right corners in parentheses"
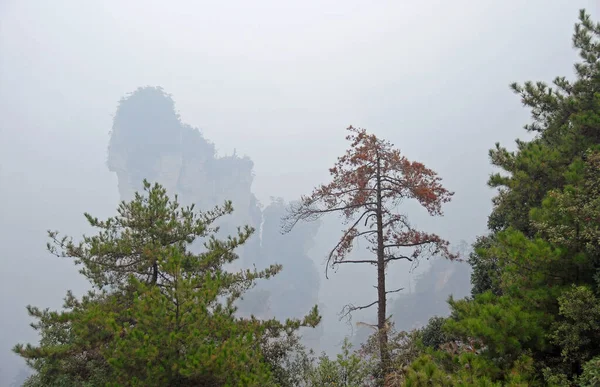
top-left (384, 255), bottom-right (413, 263)
top-left (282, 202), bottom-right (376, 233)
top-left (340, 300), bottom-right (378, 321)
top-left (324, 209), bottom-right (377, 278)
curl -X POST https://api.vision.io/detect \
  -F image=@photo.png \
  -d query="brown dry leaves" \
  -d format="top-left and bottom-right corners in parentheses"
top-left (286, 126), bottom-right (456, 267)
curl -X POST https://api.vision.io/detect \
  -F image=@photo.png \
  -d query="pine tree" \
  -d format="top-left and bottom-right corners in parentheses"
top-left (284, 126), bottom-right (455, 379)
top-left (15, 181), bottom-right (320, 386)
top-left (416, 9), bottom-right (600, 384)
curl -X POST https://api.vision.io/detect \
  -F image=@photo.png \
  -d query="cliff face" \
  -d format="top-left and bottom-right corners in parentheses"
top-left (242, 197), bottom-right (323, 349)
top-left (108, 87), bottom-right (182, 197)
top-left (107, 86), bottom-right (321, 345)
top-left (258, 198), bottom-right (320, 318)
top-left (107, 87), bottom-right (259, 238)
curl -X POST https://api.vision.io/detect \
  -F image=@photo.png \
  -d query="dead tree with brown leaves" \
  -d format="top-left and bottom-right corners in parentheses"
top-left (283, 126), bottom-right (456, 377)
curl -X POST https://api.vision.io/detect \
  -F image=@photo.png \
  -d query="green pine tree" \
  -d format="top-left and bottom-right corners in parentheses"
top-left (14, 180), bottom-right (320, 386)
top-left (404, 9), bottom-right (600, 385)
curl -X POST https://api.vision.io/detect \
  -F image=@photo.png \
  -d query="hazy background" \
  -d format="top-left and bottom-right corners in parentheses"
top-left (1, 1), bottom-right (598, 384)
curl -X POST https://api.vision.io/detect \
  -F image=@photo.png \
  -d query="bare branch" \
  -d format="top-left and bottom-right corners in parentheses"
top-left (364, 212), bottom-right (377, 226)
top-left (383, 240), bottom-right (440, 249)
top-left (282, 202), bottom-right (376, 234)
top-left (385, 287), bottom-right (404, 295)
top-left (356, 230), bottom-right (377, 237)
top-left (380, 175), bottom-right (406, 187)
top-left (337, 259), bottom-right (378, 264)
top-left (384, 255), bottom-right (413, 263)
top-left (325, 187), bottom-right (378, 196)
top-left (324, 209), bottom-right (377, 278)
top-left (339, 300), bottom-right (378, 321)
top-left (380, 213), bottom-right (408, 229)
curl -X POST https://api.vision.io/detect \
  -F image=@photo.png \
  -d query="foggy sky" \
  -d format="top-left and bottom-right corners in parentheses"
top-left (1, 1), bottom-right (598, 384)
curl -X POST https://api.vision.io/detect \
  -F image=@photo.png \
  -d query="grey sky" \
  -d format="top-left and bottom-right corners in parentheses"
top-left (1, 0), bottom-right (598, 384)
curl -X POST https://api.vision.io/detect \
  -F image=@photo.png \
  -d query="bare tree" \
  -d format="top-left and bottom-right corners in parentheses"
top-left (283, 126), bottom-right (456, 376)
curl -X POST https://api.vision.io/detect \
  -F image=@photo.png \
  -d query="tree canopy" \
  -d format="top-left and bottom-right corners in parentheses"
top-left (15, 181), bottom-right (319, 386)
top-left (399, 8), bottom-right (600, 386)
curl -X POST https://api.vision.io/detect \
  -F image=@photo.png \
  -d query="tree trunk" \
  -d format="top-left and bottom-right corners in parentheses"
top-left (152, 260), bottom-right (158, 285)
top-left (375, 156), bottom-right (390, 378)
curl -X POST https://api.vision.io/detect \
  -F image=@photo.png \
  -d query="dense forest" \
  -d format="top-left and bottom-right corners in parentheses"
top-left (10, 9), bottom-right (600, 386)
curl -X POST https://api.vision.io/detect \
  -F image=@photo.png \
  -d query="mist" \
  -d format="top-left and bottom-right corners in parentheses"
top-left (1, 1), bottom-right (598, 385)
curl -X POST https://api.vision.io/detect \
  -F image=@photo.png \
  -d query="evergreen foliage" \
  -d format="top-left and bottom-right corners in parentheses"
top-left (401, 8), bottom-right (600, 385)
top-left (15, 181), bottom-right (319, 386)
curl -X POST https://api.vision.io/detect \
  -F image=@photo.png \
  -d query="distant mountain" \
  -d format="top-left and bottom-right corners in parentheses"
top-left (107, 86), bottom-right (323, 348)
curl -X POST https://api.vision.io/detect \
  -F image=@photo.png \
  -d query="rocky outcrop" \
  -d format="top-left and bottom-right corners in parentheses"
top-left (256, 198), bottom-right (320, 318)
top-left (107, 86), bottom-right (322, 347)
top-left (107, 87), bottom-right (260, 239)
